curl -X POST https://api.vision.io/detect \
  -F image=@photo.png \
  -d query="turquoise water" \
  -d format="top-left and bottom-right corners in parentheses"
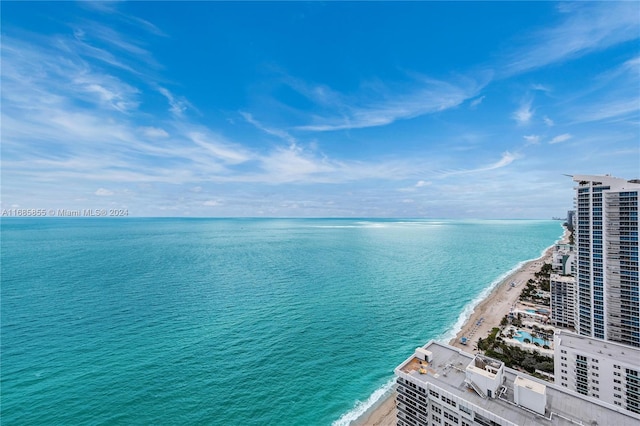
top-left (513, 330), bottom-right (550, 346)
top-left (1, 218), bottom-right (561, 425)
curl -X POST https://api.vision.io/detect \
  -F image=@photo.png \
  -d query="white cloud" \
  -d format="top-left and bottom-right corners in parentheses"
top-left (140, 126), bottom-right (169, 139)
top-left (490, 152), bottom-right (518, 169)
top-left (415, 180), bottom-right (432, 187)
top-left (438, 152), bottom-right (519, 178)
top-left (95, 188), bottom-right (114, 196)
top-left (512, 101), bottom-right (533, 125)
top-left (504, 2), bottom-right (640, 76)
top-left (158, 87), bottom-right (189, 117)
top-left (258, 145), bottom-right (336, 181)
top-left (470, 95), bottom-right (485, 108)
top-left (203, 200), bottom-right (220, 206)
top-left (543, 116), bottom-right (554, 126)
top-left (549, 133), bottom-right (572, 144)
top-left (295, 74), bottom-right (487, 131)
top-left (532, 84), bottom-right (552, 92)
top-left (188, 132), bottom-right (250, 164)
top-left (576, 98), bottom-right (640, 123)
top-left (240, 111), bottom-right (297, 145)
top-left (523, 134), bottom-right (540, 144)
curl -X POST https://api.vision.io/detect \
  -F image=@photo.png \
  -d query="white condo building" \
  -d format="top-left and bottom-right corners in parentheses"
top-left (554, 330), bottom-right (640, 415)
top-left (550, 274), bottom-right (576, 329)
top-left (573, 175), bottom-right (640, 347)
top-left (394, 340), bottom-right (639, 426)
top-left (551, 243), bottom-right (574, 276)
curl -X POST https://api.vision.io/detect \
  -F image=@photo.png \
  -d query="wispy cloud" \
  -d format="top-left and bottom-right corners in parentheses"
top-left (549, 133), bottom-right (572, 144)
top-left (532, 84), bottom-right (552, 92)
top-left (293, 74), bottom-right (487, 131)
top-left (188, 131), bottom-right (250, 165)
top-left (568, 57), bottom-right (639, 125)
top-left (158, 87), bottom-right (191, 117)
top-left (523, 135), bottom-right (540, 145)
top-left (1, 31), bottom-right (429, 191)
top-left (576, 98), bottom-right (640, 123)
top-left (72, 73), bottom-right (140, 113)
top-left (503, 2), bottom-right (639, 76)
top-left (240, 112), bottom-right (297, 145)
top-left (437, 152), bottom-right (519, 178)
top-left (543, 116), bottom-right (554, 126)
top-left (470, 95), bottom-right (485, 108)
top-left (140, 127), bottom-right (169, 139)
top-left (95, 188), bottom-right (114, 196)
top-left (512, 100), bottom-right (533, 125)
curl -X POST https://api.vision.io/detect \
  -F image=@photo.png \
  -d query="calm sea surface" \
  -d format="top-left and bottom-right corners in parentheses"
top-left (1, 218), bottom-right (562, 425)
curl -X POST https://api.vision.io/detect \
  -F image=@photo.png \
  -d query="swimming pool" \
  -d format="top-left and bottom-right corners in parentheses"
top-left (512, 330), bottom-right (549, 346)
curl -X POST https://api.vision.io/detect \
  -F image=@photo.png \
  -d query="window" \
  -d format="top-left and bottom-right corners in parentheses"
top-left (444, 411), bottom-right (459, 424)
top-left (441, 396), bottom-right (456, 407)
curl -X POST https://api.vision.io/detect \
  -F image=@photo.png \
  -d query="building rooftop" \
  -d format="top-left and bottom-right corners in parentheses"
top-left (395, 340), bottom-right (639, 426)
top-left (554, 330), bottom-right (640, 366)
top-left (572, 174), bottom-right (640, 190)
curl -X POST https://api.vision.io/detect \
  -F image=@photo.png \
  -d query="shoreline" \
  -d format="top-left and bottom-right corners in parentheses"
top-left (353, 230), bottom-right (567, 425)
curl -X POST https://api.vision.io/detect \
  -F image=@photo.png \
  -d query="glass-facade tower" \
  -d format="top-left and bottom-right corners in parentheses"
top-left (573, 175), bottom-right (639, 347)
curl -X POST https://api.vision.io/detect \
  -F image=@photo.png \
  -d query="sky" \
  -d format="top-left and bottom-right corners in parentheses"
top-left (1, 1), bottom-right (639, 218)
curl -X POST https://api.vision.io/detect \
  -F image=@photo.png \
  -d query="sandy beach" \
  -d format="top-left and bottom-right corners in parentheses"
top-left (353, 231), bottom-right (567, 425)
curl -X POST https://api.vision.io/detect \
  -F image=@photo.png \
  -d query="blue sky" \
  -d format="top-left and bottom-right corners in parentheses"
top-left (2, 1), bottom-right (638, 218)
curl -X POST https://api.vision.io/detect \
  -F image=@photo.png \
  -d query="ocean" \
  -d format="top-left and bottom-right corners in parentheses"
top-left (1, 218), bottom-right (562, 425)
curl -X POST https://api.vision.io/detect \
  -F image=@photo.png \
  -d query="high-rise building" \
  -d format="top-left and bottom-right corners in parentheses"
top-left (573, 175), bottom-right (639, 347)
top-left (554, 330), bottom-right (640, 415)
top-left (394, 340), bottom-right (639, 426)
top-left (550, 274), bottom-right (575, 328)
top-left (566, 210), bottom-right (576, 233)
top-left (551, 243), bottom-right (574, 276)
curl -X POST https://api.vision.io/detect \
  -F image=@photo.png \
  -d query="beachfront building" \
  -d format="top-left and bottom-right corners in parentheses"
top-left (550, 274), bottom-right (576, 329)
top-left (551, 243), bottom-right (574, 276)
top-left (566, 210), bottom-right (575, 233)
top-left (554, 330), bottom-right (640, 415)
top-left (572, 175), bottom-right (640, 347)
top-left (394, 340), bottom-right (639, 426)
